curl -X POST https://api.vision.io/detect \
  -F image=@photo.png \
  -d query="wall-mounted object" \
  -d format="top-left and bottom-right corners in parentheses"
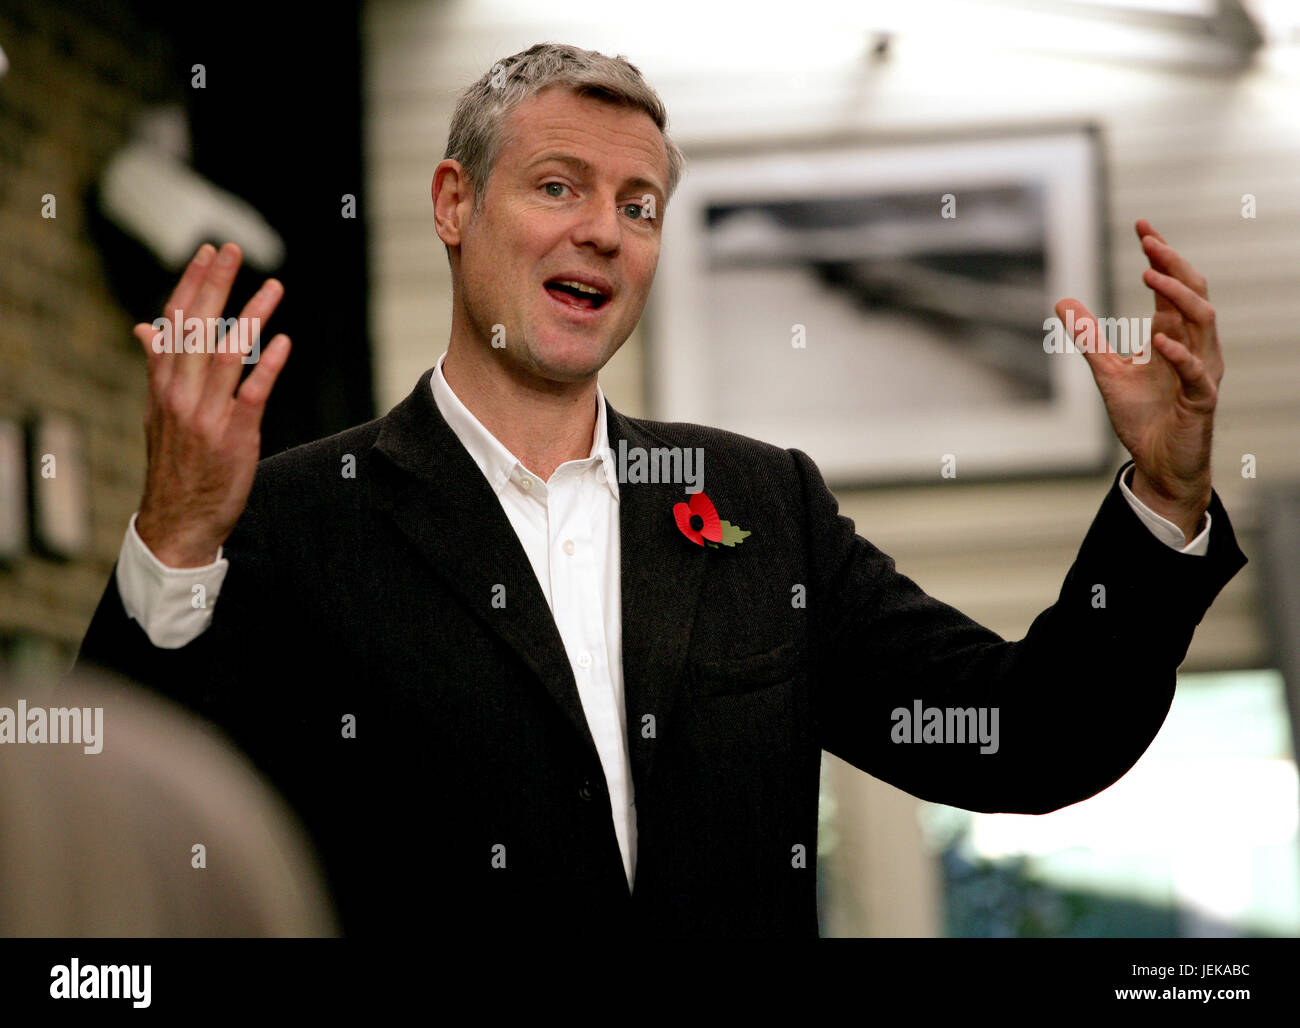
top-left (28, 415), bottom-right (91, 560)
top-left (0, 418), bottom-right (26, 561)
top-left (98, 105), bottom-right (285, 274)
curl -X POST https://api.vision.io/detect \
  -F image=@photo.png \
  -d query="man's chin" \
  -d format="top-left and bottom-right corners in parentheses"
top-left (517, 335), bottom-right (620, 384)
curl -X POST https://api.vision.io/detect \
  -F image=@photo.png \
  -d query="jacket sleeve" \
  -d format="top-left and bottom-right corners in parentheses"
top-left (796, 451), bottom-right (1248, 814)
top-left (70, 479), bottom-right (294, 767)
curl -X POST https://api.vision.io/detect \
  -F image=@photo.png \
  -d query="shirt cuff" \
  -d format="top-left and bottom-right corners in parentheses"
top-left (115, 513), bottom-right (229, 648)
top-left (1117, 463), bottom-right (1210, 556)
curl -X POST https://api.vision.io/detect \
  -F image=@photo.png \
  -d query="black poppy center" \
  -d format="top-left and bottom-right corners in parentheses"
top-left (689, 514), bottom-right (704, 532)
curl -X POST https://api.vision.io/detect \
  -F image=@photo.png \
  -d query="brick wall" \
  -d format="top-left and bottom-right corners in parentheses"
top-left (0, 1), bottom-right (177, 681)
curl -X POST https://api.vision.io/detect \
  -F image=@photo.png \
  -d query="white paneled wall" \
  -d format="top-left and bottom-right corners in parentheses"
top-left (362, 0), bottom-right (1300, 935)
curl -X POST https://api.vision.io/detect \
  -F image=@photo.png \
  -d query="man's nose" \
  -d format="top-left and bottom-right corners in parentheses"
top-left (570, 195), bottom-right (622, 254)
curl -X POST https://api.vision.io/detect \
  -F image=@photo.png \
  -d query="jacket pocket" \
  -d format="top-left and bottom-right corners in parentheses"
top-left (687, 639), bottom-right (802, 697)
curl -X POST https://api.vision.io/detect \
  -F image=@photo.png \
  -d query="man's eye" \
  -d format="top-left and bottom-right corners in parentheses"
top-left (543, 182), bottom-right (568, 198)
top-left (621, 203), bottom-right (645, 220)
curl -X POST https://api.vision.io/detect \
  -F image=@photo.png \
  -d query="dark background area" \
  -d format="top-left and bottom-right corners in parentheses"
top-left (0, 0), bottom-right (375, 672)
top-left (120, 0), bottom-right (375, 455)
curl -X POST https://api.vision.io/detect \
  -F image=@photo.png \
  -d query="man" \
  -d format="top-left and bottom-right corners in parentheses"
top-left (78, 43), bottom-right (1246, 938)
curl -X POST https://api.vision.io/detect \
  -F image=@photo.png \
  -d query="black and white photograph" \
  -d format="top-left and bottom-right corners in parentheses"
top-left (651, 130), bottom-right (1110, 483)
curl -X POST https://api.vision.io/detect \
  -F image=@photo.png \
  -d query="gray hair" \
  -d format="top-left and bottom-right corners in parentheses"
top-left (444, 42), bottom-right (685, 212)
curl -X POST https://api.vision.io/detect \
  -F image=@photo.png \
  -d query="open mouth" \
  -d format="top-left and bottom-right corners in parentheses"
top-left (544, 277), bottom-right (611, 311)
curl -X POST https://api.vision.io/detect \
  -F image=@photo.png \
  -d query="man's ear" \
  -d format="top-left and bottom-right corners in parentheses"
top-left (433, 159), bottom-right (473, 247)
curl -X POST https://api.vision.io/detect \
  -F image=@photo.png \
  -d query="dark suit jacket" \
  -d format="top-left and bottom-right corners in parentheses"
top-left (76, 368), bottom-right (1248, 938)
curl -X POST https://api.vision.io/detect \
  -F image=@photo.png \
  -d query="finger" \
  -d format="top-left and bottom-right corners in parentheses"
top-left (1141, 235), bottom-right (1208, 300)
top-left (1134, 218), bottom-right (1167, 247)
top-left (1133, 221), bottom-right (1176, 315)
top-left (162, 243), bottom-right (217, 320)
top-left (1152, 332), bottom-right (1215, 405)
top-left (174, 241), bottom-right (243, 392)
top-left (147, 245), bottom-right (216, 394)
top-left (200, 278), bottom-right (285, 412)
top-left (190, 242), bottom-right (243, 322)
top-left (230, 335), bottom-right (292, 434)
top-left (1142, 268), bottom-right (1215, 338)
top-left (1054, 297), bottom-right (1126, 380)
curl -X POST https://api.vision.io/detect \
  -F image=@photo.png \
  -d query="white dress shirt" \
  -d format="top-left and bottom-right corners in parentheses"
top-left (118, 352), bottom-right (637, 889)
top-left (425, 353), bottom-right (634, 889)
top-left (114, 355), bottom-right (1212, 894)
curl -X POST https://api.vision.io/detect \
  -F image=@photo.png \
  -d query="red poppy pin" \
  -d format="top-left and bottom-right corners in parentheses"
top-left (673, 492), bottom-right (751, 549)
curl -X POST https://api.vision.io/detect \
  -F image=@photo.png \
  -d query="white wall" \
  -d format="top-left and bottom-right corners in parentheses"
top-left (362, 0), bottom-right (1300, 935)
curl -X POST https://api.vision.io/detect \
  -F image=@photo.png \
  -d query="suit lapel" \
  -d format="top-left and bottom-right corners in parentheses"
top-left (366, 371), bottom-right (711, 798)
top-left (605, 403), bottom-right (709, 797)
top-left (369, 371), bottom-right (600, 763)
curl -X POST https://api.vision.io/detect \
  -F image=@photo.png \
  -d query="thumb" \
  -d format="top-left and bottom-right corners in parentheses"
top-left (1054, 297), bottom-right (1119, 381)
top-left (134, 321), bottom-right (171, 389)
top-left (133, 321), bottom-right (159, 349)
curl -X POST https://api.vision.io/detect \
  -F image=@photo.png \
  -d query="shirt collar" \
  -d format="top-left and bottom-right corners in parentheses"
top-left (430, 351), bottom-right (619, 501)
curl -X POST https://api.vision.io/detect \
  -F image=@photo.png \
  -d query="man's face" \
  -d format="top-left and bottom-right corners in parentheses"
top-left (449, 86), bottom-right (669, 384)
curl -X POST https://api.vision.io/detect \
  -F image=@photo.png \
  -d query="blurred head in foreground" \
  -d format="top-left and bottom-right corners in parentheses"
top-left (0, 670), bottom-right (337, 937)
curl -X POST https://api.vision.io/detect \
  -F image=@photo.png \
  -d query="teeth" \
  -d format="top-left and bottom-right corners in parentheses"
top-left (555, 280), bottom-right (603, 295)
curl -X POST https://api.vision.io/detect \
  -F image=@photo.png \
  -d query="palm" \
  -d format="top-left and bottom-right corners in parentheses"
top-left (1055, 218), bottom-right (1221, 507)
top-left (133, 242), bottom-right (292, 567)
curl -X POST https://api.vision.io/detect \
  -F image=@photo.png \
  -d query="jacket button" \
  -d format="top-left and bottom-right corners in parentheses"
top-left (578, 779), bottom-right (594, 801)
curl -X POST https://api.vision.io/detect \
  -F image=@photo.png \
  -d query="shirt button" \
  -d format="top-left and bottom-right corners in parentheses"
top-left (519, 477), bottom-right (532, 491)
top-left (576, 651), bottom-right (592, 669)
top-left (562, 539), bottom-right (575, 556)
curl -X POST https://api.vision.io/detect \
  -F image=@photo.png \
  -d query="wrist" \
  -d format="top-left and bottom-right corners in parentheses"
top-left (135, 510), bottom-right (221, 568)
top-left (1128, 465), bottom-right (1210, 545)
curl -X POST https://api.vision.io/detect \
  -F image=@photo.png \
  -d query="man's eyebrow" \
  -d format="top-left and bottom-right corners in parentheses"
top-left (525, 153), bottom-right (665, 198)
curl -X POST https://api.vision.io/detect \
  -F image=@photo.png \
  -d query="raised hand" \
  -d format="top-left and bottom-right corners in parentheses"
top-left (133, 242), bottom-right (292, 567)
top-left (1055, 218), bottom-right (1222, 543)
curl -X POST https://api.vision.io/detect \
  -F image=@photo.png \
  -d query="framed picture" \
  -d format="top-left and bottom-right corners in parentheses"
top-left (649, 127), bottom-right (1112, 486)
